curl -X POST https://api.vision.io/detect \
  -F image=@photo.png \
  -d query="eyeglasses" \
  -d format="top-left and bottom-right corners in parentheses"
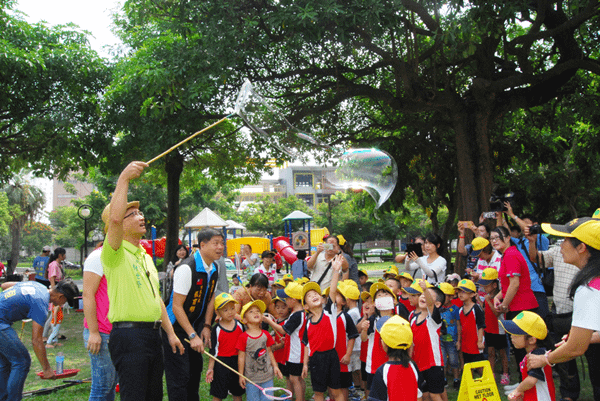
top-left (124, 210), bottom-right (144, 219)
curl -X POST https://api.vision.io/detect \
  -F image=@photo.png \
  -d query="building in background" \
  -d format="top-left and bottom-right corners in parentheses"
top-left (52, 176), bottom-right (95, 210)
top-left (236, 165), bottom-right (338, 211)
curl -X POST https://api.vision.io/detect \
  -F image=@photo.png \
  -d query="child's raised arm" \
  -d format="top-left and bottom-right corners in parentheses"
top-left (262, 315), bottom-right (286, 336)
top-left (329, 253), bottom-right (344, 303)
top-left (419, 280), bottom-right (435, 314)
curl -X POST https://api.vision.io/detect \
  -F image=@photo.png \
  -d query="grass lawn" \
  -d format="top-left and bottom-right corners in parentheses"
top-left (18, 305), bottom-right (595, 400)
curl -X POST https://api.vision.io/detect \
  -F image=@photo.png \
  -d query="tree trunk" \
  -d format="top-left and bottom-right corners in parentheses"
top-left (9, 221), bottom-right (22, 275)
top-left (164, 151), bottom-right (184, 270)
top-left (452, 100), bottom-right (495, 275)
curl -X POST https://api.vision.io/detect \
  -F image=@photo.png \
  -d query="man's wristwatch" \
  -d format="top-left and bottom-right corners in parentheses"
top-left (189, 332), bottom-right (197, 340)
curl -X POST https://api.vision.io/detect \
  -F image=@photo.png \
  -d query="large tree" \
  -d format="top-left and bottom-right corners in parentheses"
top-left (101, 20), bottom-right (286, 265)
top-left (0, 1), bottom-right (111, 183)
top-left (1, 173), bottom-right (45, 274)
top-left (121, 0), bottom-right (600, 227)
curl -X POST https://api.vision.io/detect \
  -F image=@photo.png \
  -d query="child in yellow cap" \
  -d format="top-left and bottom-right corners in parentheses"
top-left (235, 300), bottom-right (283, 400)
top-left (263, 282), bottom-right (307, 401)
top-left (301, 254), bottom-right (344, 401)
top-left (455, 279), bottom-right (486, 366)
top-left (478, 268), bottom-right (509, 385)
top-left (500, 311), bottom-right (555, 401)
top-left (368, 315), bottom-right (423, 401)
top-left (206, 293), bottom-right (245, 401)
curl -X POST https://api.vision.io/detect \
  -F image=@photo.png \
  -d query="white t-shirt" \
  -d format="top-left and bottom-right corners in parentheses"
top-left (347, 307), bottom-right (361, 352)
top-left (409, 255), bottom-right (447, 284)
top-left (83, 248), bottom-right (103, 276)
top-left (253, 264), bottom-right (277, 288)
top-left (571, 277), bottom-right (600, 332)
top-left (310, 252), bottom-right (336, 290)
top-left (173, 255), bottom-right (213, 296)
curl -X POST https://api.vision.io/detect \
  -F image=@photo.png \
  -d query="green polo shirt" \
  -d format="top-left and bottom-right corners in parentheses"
top-left (101, 237), bottom-right (162, 323)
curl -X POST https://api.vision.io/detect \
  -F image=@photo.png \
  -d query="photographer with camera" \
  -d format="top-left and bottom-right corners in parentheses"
top-left (504, 202), bottom-right (550, 319)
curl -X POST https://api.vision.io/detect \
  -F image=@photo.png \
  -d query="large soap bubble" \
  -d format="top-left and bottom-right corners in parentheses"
top-left (234, 79), bottom-right (330, 157)
top-left (326, 148), bottom-right (398, 208)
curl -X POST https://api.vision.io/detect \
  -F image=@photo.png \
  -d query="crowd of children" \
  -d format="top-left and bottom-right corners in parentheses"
top-left (207, 252), bottom-right (554, 401)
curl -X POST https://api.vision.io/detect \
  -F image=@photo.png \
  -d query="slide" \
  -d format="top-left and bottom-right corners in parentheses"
top-left (273, 236), bottom-right (298, 265)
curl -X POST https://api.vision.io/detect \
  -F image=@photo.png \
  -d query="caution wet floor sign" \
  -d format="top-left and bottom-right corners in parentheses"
top-left (457, 360), bottom-right (501, 401)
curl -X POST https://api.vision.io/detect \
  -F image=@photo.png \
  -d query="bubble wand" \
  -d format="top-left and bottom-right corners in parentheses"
top-left (184, 339), bottom-right (292, 400)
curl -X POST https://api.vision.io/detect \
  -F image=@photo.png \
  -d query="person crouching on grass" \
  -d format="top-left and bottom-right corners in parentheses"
top-left (500, 311), bottom-right (555, 401)
top-left (236, 300), bottom-right (283, 401)
top-left (368, 315), bottom-right (423, 401)
top-left (301, 254), bottom-right (345, 401)
top-left (206, 293), bottom-right (245, 401)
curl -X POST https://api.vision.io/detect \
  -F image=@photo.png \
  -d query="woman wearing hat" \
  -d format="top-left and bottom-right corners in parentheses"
top-left (528, 218), bottom-right (600, 400)
top-left (490, 226), bottom-right (538, 381)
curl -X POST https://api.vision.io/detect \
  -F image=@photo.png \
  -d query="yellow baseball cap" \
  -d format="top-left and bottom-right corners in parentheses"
top-left (295, 277), bottom-right (310, 284)
top-left (477, 268), bottom-right (499, 286)
top-left (542, 217), bottom-right (600, 250)
top-left (282, 273), bottom-right (294, 282)
top-left (379, 315), bottom-right (413, 350)
top-left (272, 279), bottom-right (286, 288)
top-left (322, 286), bottom-right (331, 297)
top-left (240, 300), bottom-right (266, 320)
top-left (383, 265), bottom-right (399, 278)
top-left (397, 272), bottom-right (414, 282)
top-left (358, 268), bottom-right (369, 279)
top-left (341, 279), bottom-right (359, 288)
top-left (338, 282), bottom-right (360, 300)
top-left (471, 237), bottom-right (490, 257)
top-left (402, 279), bottom-right (432, 294)
top-left (277, 282), bottom-right (303, 300)
top-left (437, 282), bottom-right (455, 296)
top-left (272, 296), bottom-right (285, 305)
top-left (499, 311), bottom-right (547, 340)
top-left (456, 279), bottom-right (477, 293)
top-left (302, 282), bottom-right (322, 305)
top-left (214, 293), bottom-right (238, 311)
top-left (360, 291), bottom-right (372, 302)
top-left (370, 282), bottom-right (397, 301)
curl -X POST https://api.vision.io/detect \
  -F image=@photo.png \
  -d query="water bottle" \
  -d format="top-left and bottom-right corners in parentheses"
top-left (55, 352), bottom-right (64, 374)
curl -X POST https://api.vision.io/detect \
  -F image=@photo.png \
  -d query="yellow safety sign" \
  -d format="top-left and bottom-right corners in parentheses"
top-left (457, 360), bottom-right (501, 401)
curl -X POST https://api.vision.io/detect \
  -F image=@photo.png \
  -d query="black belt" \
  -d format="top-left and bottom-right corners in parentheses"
top-left (113, 321), bottom-right (162, 329)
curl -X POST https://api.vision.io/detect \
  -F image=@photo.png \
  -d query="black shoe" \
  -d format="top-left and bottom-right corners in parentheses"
top-left (453, 379), bottom-right (460, 390)
top-left (58, 334), bottom-right (67, 340)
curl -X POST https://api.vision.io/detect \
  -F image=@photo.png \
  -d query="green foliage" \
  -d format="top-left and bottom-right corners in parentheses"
top-left (0, 192), bottom-right (12, 237)
top-left (21, 221), bottom-right (53, 257)
top-left (49, 207), bottom-right (82, 249)
top-left (0, 3), bottom-right (111, 183)
top-left (240, 195), bottom-right (314, 235)
top-left (1, 172), bottom-right (45, 272)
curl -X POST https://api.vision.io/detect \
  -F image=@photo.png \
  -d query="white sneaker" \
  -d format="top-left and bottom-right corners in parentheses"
top-left (504, 383), bottom-right (519, 391)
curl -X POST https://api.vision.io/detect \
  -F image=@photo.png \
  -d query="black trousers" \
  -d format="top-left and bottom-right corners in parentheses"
top-left (550, 312), bottom-right (580, 401)
top-left (586, 343), bottom-right (600, 401)
top-left (109, 327), bottom-right (164, 401)
top-left (162, 329), bottom-right (204, 401)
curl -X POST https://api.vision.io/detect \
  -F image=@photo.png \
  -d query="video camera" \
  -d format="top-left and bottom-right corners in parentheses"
top-left (489, 192), bottom-right (515, 212)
